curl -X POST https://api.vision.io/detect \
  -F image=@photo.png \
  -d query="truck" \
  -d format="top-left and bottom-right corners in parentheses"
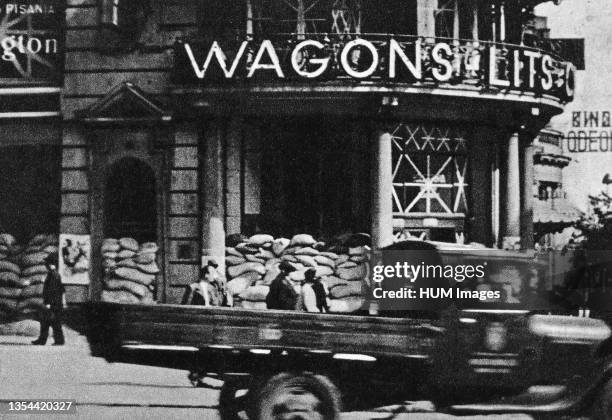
top-left (86, 241), bottom-right (612, 420)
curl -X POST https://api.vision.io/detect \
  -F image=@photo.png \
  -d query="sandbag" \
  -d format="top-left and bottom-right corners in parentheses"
top-left (334, 255), bottom-right (350, 265)
top-left (314, 255), bottom-right (335, 267)
top-left (228, 262), bottom-right (266, 278)
top-left (0, 260), bottom-right (20, 275)
top-left (226, 233), bottom-right (248, 247)
top-left (336, 264), bottom-right (368, 281)
top-left (329, 296), bottom-right (365, 313)
top-left (248, 234), bottom-right (274, 246)
top-left (21, 252), bottom-right (48, 267)
top-left (0, 271), bottom-right (20, 286)
top-left (135, 252), bottom-right (156, 265)
top-left (319, 252), bottom-right (339, 260)
top-left (101, 290), bottom-right (141, 304)
top-left (337, 261), bottom-right (358, 269)
top-left (137, 262), bottom-right (160, 274)
top-left (28, 234), bottom-right (49, 247)
top-left (0, 233), bottom-right (16, 247)
top-left (17, 297), bottom-right (44, 311)
top-left (226, 255), bottom-right (246, 266)
top-left (113, 267), bottom-right (155, 286)
top-left (235, 243), bottom-right (258, 254)
top-left (103, 251), bottom-right (118, 260)
top-left (226, 247), bottom-right (244, 258)
top-left (115, 258), bottom-right (137, 269)
top-left (139, 242), bottom-right (159, 253)
top-left (349, 255), bottom-right (369, 263)
top-left (42, 245), bottom-right (59, 254)
top-left (315, 266), bottom-right (334, 277)
top-left (280, 255), bottom-right (298, 263)
top-left (290, 234), bottom-right (316, 247)
top-left (295, 247), bottom-right (319, 256)
top-left (117, 249), bottom-right (136, 260)
top-left (21, 283), bottom-right (44, 298)
top-left (295, 255), bottom-right (317, 267)
top-left (329, 282), bottom-right (362, 299)
top-left (238, 285), bottom-right (270, 302)
top-left (239, 300), bottom-right (267, 310)
top-left (321, 276), bottom-right (348, 290)
top-left (0, 297), bottom-right (17, 311)
top-left (227, 276), bottom-right (255, 296)
top-left (119, 237), bottom-right (139, 252)
top-left (0, 244), bottom-right (8, 253)
top-left (245, 254), bottom-right (266, 264)
top-left (105, 279), bottom-right (149, 298)
top-left (21, 264), bottom-right (47, 277)
top-left (22, 274), bottom-right (47, 285)
top-left (265, 258), bottom-right (282, 270)
top-left (0, 287), bottom-right (21, 298)
top-left (101, 240), bottom-right (121, 253)
top-left (255, 249), bottom-right (276, 260)
top-left (272, 238), bottom-right (290, 256)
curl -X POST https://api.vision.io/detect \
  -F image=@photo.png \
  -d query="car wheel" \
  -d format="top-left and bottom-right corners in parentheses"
top-left (253, 373), bottom-right (341, 420)
top-left (592, 377), bottom-right (612, 420)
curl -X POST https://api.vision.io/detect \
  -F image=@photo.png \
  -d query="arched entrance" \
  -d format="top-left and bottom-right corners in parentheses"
top-left (104, 158), bottom-right (157, 243)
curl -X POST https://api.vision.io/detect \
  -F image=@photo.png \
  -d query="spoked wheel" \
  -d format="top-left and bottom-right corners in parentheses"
top-left (253, 373), bottom-right (341, 420)
top-left (219, 376), bottom-right (252, 420)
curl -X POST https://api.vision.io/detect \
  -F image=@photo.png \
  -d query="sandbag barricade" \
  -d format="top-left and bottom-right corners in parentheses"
top-left (101, 238), bottom-right (158, 305)
top-left (0, 234), bottom-right (58, 317)
top-left (225, 233), bottom-right (370, 313)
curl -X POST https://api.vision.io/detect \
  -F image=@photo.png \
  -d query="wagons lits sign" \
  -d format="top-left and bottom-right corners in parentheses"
top-left (0, 0), bottom-right (64, 84)
top-left (175, 37), bottom-right (575, 101)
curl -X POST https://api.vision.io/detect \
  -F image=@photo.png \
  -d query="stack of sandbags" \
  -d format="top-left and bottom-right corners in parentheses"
top-left (225, 233), bottom-right (370, 313)
top-left (101, 238), bottom-right (159, 304)
top-left (0, 234), bottom-right (21, 314)
top-left (18, 234), bottom-right (58, 313)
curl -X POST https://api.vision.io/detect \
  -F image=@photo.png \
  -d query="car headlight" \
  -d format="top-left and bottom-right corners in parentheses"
top-left (484, 322), bottom-right (507, 352)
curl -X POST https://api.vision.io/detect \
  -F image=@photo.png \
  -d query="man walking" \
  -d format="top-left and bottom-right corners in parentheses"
top-left (32, 253), bottom-right (65, 346)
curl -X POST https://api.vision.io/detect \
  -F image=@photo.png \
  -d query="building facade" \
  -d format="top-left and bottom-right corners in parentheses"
top-left (0, 0), bottom-right (578, 312)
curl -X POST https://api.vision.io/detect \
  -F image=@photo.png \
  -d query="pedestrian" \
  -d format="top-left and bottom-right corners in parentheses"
top-left (266, 261), bottom-right (299, 310)
top-left (300, 268), bottom-right (330, 313)
top-left (32, 253), bottom-right (65, 346)
top-left (182, 260), bottom-right (230, 306)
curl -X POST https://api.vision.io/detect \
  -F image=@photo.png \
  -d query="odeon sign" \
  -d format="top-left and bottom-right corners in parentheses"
top-left (179, 38), bottom-right (575, 100)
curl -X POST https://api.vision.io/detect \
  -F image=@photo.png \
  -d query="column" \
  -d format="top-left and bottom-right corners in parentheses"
top-left (371, 130), bottom-right (394, 249)
top-left (225, 118), bottom-right (242, 235)
top-left (502, 132), bottom-right (520, 250)
top-left (417, 0), bottom-right (437, 38)
top-left (202, 119), bottom-right (226, 272)
top-left (520, 134), bottom-right (535, 250)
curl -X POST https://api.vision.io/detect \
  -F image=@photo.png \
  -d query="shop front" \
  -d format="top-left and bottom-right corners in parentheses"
top-left (53, 0), bottom-right (577, 309)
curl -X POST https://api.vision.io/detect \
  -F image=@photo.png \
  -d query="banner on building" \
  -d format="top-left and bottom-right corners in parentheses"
top-left (59, 234), bottom-right (90, 285)
top-left (0, 0), bottom-right (65, 84)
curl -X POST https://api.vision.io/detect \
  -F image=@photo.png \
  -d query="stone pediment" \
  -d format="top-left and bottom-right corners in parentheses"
top-left (76, 82), bottom-right (171, 125)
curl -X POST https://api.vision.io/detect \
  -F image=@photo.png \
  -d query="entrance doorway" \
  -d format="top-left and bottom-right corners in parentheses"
top-left (104, 158), bottom-right (157, 243)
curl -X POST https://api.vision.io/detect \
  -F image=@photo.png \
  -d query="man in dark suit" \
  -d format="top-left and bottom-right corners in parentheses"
top-left (32, 253), bottom-right (65, 346)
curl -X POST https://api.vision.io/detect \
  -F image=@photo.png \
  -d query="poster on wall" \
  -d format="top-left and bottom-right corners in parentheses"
top-left (59, 234), bottom-right (90, 285)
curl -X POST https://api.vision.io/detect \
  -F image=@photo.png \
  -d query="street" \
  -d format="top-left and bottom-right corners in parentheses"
top-left (0, 324), bottom-right (538, 420)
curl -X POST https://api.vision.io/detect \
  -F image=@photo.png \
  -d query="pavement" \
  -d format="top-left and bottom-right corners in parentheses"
top-left (0, 326), bottom-right (536, 420)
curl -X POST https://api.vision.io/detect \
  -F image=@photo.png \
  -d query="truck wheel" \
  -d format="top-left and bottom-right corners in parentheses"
top-left (592, 378), bottom-right (612, 420)
top-left (219, 379), bottom-right (250, 420)
top-left (253, 373), bottom-right (341, 420)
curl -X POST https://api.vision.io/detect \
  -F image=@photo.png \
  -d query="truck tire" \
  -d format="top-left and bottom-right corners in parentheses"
top-left (253, 373), bottom-right (341, 420)
top-left (592, 377), bottom-right (612, 420)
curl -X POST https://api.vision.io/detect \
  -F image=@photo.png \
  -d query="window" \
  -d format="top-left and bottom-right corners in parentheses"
top-left (391, 123), bottom-right (469, 217)
top-left (435, 0), bottom-right (478, 41)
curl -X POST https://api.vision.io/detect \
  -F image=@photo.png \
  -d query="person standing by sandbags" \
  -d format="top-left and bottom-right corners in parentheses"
top-left (301, 268), bottom-right (330, 313)
top-left (182, 260), bottom-right (230, 307)
top-left (32, 253), bottom-right (65, 346)
top-left (266, 261), bottom-right (298, 310)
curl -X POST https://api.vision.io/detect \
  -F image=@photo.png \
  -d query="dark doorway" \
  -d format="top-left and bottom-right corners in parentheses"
top-left (104, 158), bottom-right (157, 243)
